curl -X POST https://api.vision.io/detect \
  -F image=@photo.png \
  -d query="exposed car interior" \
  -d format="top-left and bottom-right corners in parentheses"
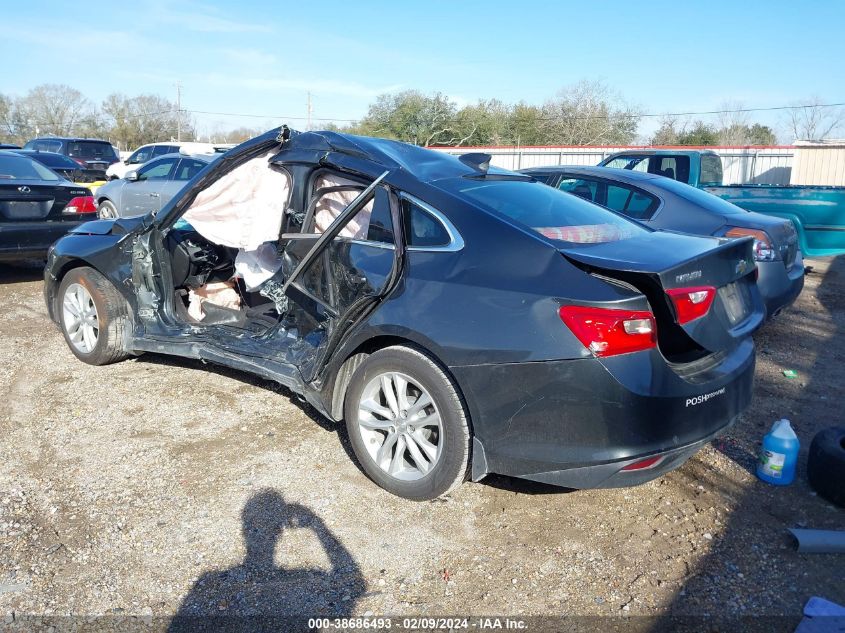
top-left (162, 153), bottom-right (377, 337)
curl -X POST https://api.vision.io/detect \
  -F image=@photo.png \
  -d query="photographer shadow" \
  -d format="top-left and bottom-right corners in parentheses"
top-left (169, 489), bottom-right (365, 632)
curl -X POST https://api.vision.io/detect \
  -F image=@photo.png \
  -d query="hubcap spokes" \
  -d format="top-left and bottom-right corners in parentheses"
top-left (358, 371), bottom-right (442, 481)
top-left (62, 283), bottom-right (99, 354)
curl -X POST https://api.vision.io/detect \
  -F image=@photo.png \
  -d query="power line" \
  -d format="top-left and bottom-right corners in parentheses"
top-left (184, 101), bottom-right (845, 124)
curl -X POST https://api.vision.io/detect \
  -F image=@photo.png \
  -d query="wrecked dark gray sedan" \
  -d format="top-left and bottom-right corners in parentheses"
top-left (44, 128), bottom-right (763, 500)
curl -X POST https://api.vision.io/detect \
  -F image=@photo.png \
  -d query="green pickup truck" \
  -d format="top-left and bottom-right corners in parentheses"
top-left (599, 149), bottom-right (845, 257)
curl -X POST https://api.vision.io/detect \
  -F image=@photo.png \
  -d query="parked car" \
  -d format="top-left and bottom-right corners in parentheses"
top-left (522, 165), bottom-right (804, 319)
top-left (0, 151), bottom-right (96, 261)
top-left (96, 153), bottom-right (217, 218)
top-left (0, 143), bottom-right (21, 150)
top-left (13, 149), bottom-right (108, 184)
top-left (106, 142), bottom-right (222, 180)
top-left (599, 149), bottom-right (845, 257)
top-left (45, 129), bottom-right (763, 500)
top-left (23, 137), bottom-right (119, 172)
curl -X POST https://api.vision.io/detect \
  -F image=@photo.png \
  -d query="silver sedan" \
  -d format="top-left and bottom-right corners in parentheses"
top-left (95, 153), bottom-right (218, 219)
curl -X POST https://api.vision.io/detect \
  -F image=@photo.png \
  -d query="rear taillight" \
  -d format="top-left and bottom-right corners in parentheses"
top-left (559, 306), bottom-right (657, 357)
top-left (666, 286), bottom-right (716, 324)
top-left (725, 227), bottom-right (776, 262)
top-left (64, 196), bottom-right (97, 215)
top-left (71, 157), bottom-right (87, 167)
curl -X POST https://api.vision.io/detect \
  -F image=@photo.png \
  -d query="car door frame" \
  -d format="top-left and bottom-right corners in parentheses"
top-left (128, 129), bottom-right (405, 393)
top-left (277, 169), bottom-right (405, 383)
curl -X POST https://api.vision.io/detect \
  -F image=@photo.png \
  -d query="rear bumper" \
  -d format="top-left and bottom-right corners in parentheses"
top-left (452, 339), bottom-right (755, 489)
top-left (757, 254), bottom-right (804, 318)
top-left (0, 221), bottom-right (85, 261)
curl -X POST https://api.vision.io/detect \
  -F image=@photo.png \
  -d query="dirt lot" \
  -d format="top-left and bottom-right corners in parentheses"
top-left (0, 256), bottom-right (843, 629)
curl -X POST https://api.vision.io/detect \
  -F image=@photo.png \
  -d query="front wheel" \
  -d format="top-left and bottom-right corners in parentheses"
top-left (344, 346), bottom-right (471, 501)
top-left (98, 200), bottom-right (118, 219)
top-left (58, 267), bottom-right (130, 365)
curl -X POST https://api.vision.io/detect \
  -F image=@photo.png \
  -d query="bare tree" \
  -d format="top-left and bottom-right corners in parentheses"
top-left (0, 93), bottom-right (14, 143)
top-left (102, 93), bottom-right (194, 149)
top-left (540, 80), bottom-right (639, 145)
top-left (717, 100), bottom-right (752, 145)
top-left (786, 97), bottom-right (844, 141)
top-left (15, 84), bottom-right (97, 138)
top-left (650, 116), bottom-right (681, 145)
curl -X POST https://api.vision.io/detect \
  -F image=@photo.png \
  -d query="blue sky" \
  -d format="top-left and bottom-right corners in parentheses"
top-left (2, 0), bottom-right (843, 141)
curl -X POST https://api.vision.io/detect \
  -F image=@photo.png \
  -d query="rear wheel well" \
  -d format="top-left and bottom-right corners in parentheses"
top-left (329, 336), bottom-right (468, 426)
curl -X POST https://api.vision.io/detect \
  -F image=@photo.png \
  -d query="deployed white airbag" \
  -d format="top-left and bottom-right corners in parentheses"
top-left (234, 242), bottom-right (283, 290)
top-left (183, 152), bottom-right (290, 250)
top-left (313, 174), bottom-right (373, 238)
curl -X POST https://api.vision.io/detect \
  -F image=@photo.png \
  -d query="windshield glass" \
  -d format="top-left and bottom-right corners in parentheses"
top-left (603, 155), bottom-right (649, 172)
top-left (128, 146), bottom-right (156, 164)
top-left (0, 154), bottom-right (61, 181)
top-left (442, 178), bottom-right (647, 245)
top-left (700, 154), bottom-right (723, 186)
top-left (67, 141), bottom-right (117, 161)
top-left (658, 177), bottom-right (747, 215)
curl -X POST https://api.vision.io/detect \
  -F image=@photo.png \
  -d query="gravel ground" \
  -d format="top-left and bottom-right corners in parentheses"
top-left (0, 256), bottom-right (843, 628)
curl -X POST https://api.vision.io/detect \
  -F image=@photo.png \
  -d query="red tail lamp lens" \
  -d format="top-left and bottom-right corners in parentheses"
top-left (64, 196), bottom-right (97, 214)
top-left (559, 306), bottom-right (657, 357)
top-left (666, 286), bottom-right (716, 324)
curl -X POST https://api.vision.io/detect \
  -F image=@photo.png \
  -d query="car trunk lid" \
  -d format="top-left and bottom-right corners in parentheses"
top-left (560, 231), bottom-right (763, 360)
top-left (0, 181), bottom-right (84, 222)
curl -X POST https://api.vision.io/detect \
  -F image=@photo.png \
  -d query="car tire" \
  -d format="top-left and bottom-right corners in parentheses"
top-left (58, 267), bottom-right (130, 366)
top-left (343, 346), bottom-right (471, 501)
top-left (98, 200), bottom-right (118, 219)
top-left (807, 426), bottom-right (845, 508)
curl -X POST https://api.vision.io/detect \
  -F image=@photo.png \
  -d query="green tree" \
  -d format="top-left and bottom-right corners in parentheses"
top-left (677, 121), bottom-right (718, 145)
top-left (451, 99), bottom-right (511, 146)
top-left (345, 90), bottom-right (458, 146)
top-left (650, 117), bottom-right (681, 145)
top-left (747, 123), bottom-right (777, 145)
top-left (507, 103), bottom-right (546, 146)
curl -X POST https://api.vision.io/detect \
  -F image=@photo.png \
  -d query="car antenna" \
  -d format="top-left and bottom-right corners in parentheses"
top-left (459, 152), bottom-right (492, 174)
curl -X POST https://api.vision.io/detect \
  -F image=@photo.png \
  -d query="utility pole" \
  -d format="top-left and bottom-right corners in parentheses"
top-left (306, 92), bottom-right (313, 131)
top-left (175, 80), bottom-right (182, 141)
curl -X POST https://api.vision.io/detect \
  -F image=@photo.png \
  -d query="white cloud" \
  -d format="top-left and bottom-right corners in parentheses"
top-left (146, 0), bottom-right (272, 33)
top-left (201, 73), bottom-right (402, 100)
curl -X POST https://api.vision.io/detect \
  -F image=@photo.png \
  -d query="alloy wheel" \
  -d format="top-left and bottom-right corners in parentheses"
top-left (62, 283), bottom-right (99, 354)
top-left (356, 371), bottom-right (443, 481)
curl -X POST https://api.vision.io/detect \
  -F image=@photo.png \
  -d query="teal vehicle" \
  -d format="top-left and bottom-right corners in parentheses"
top-left (599, 149), bottom-right (845, 257)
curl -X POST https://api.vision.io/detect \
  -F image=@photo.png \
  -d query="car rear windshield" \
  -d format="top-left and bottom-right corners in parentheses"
top-left (443, 178), bottom-right (648, 245)
top-left (699, 154), bottom-right (723, 187)
top-left (0, 154), bottom-right (60, 181)
top-left (657, 177), bottom-right (747, 215)
top-left (30, 152), bottom-right (79, 169)
top-left (67, 141), bottom-right (117, 161)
